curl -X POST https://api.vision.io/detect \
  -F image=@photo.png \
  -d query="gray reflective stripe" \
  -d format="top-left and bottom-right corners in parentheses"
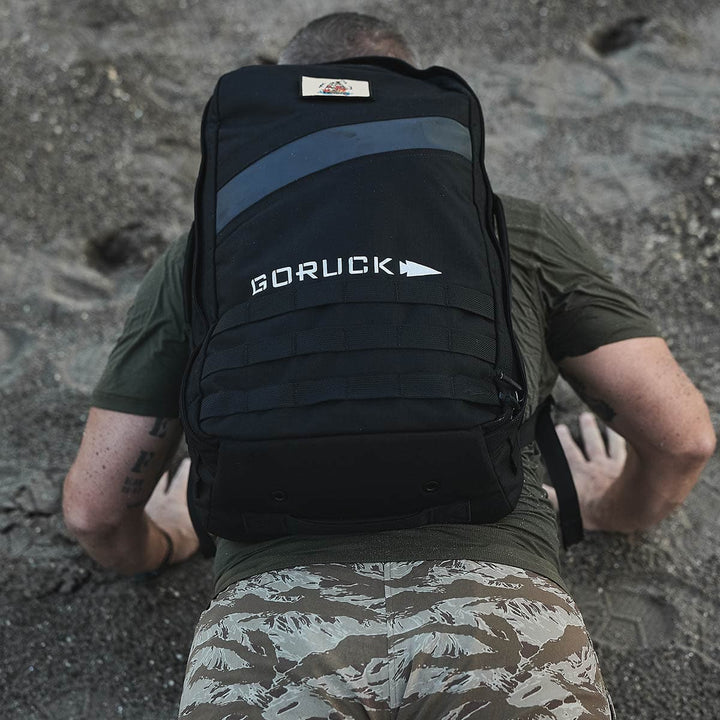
top-left (216, 116), bottom-right (472, 233)
top-left (200, 374), bottom-right (498, 418)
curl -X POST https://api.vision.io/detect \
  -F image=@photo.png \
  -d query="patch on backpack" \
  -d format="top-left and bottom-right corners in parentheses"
top-left (301, 76), bottom-right (371, 99)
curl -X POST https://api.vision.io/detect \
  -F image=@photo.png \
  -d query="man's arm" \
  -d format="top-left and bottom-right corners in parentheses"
top-left (557, 337), bottom-right (716, 533)
top-left (63, 407), bottom-right (199, 575)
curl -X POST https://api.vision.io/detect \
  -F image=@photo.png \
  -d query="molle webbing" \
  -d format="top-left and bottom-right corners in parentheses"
top-left (201, 323), bottom-right (496, 377)
top-left (214, 279), bottom-right (495, 333)
top-left (201, 374), bottom-right (499, 419)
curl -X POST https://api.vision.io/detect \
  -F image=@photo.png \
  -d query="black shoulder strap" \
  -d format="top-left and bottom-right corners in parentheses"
top-left (520, 397), bottom-right (584, 547)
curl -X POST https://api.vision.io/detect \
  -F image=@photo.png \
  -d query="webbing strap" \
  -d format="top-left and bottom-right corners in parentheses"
top-left (201, 373), bottom-right (499, 418)
top-left (202, 324), bottom-right (496, 378)
top-left (215, 279), bottom-right (495, 335)
top-left (521, 398), bottom-right (584, 548)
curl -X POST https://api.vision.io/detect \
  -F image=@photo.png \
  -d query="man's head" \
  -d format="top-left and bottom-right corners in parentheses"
top-left (278, 12), bottom-right (417, 66)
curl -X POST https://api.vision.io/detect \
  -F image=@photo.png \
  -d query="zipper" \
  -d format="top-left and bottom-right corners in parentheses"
top-left (190, 97), bottom-right (213, 335)
top-left (449, 70), bottom-right (529, 414)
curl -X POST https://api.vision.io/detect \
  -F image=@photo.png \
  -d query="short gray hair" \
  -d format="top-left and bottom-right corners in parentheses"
top-left (278, 13), bottom-right (417, 66)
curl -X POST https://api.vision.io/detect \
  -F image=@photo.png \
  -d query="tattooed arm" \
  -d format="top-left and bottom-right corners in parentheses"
top-left (556, 337), bottom-right (716, 533)
top-left (63, 407), bottom-right (199, 575)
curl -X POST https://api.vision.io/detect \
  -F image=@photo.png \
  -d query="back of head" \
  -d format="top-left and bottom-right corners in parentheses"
top-left (278, 12), bottom-right (417, 66)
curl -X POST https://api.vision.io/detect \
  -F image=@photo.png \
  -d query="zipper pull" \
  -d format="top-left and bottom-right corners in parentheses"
top-left (496, 370), bottom-right (524, 410)
top-left (498, 390), bottom-right (521, 409)
top-left (496, 370), bottom-right (523, 392)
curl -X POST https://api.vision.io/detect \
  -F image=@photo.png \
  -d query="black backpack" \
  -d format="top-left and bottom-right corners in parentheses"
top-left (181, 58), bottom-right (582, 548)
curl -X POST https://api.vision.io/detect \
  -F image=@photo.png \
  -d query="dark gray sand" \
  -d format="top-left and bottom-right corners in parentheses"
top-left (1, 1), bottom-right (718, 717)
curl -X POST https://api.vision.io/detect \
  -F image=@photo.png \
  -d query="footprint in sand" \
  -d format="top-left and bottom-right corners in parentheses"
top-left (85, 221), bottom-right (169, 272)
top-left (589, 16), bottom-right (650, 56)
top-left (575, 582), bottom-right (677, 649)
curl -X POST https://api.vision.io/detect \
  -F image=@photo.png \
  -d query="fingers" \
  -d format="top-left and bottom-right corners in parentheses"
top-left (157, 470), bottom-right (170, 491)
top-left (555, 423), bottom-right (586, 466)
top-left (167, 458), bottom-right (191, 495)
top-left (174, 457), bottom-right (191, 482)
top-left (605, 425), bottom-right (627, 463)
top-left (579, 412), bottom-right (606, 458)
top-left (156, 458), bottom-right (191, 497)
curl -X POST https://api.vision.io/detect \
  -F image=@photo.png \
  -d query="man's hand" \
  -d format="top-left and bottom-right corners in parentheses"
top-left (555, 338), bottom-right (715, 533)
top-left (145, 458), bottom-right (199, 565)
top-left (64, 408), bottom-right (198, 575)
top-left (546, 413), bottom-right (627, 532)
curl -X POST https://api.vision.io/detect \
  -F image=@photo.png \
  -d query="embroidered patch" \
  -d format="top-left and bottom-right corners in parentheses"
top-left (301, 76), bottom-right (371, 99)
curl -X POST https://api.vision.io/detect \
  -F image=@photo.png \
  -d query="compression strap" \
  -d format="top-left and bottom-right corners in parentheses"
top-left (520, 397), bottom-right (584, 548)
top-left (201, 373), bottom-right (499, 418)
top-left (215, 279), bottom-right (495, 335)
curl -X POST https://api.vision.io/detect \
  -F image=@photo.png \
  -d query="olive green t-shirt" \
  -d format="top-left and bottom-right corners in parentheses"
top-left (92, 195), bottom-right (658, 593)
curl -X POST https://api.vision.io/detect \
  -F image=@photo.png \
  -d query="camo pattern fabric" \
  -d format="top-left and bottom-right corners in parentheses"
top-left (179, 560), bottom-right (614, 719)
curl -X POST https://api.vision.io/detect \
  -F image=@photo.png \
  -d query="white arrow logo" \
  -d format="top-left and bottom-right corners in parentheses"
top-left (399, 260), bottom-right (442, 277)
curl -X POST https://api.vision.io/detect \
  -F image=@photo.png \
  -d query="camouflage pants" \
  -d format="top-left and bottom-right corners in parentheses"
top-left (179, 560), bottom-right (614, 719)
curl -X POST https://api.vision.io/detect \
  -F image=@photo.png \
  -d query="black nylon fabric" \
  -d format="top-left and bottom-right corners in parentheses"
top-left (215, 116), bottom-right (472, 232)
top-left (213, 278), bottom-right (496, 334)
top-left (213, 63), bottom-right (473, 189)
top-left (201, 321), bottom-right (496, 376)
top-left (181, 60), bottom-right (529, 541)
top-left (214, 152), bottom-right (489, 310)
top-left (213, 424), bottom-right (515, 534)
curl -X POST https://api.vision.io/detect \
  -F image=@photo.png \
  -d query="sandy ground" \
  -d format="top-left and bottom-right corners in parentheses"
top-left (1, 0), bottom-right (719, 717)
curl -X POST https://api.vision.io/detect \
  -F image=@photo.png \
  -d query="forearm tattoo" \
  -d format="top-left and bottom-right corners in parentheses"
top-left (122, 455), bottom-right (154, 507)
top-left (149, 417), bottom-right (169, 438)
top-left (130, 450), bottom-right (155, 474)
top-left (120, 418), bottom-right (176, 508)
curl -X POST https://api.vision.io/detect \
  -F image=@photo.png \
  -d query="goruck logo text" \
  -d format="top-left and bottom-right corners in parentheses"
top-left (251, 256), bottom-right (441, 295)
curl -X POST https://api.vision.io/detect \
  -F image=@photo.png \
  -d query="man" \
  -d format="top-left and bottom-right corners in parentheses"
top-left (63, 12), bottom-right (715, 720)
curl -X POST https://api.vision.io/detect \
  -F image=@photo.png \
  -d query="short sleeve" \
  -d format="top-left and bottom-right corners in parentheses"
top-left (529, 205), bottom-right (659, 362)
top-left (91, 234), bottom-right (190, 417)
